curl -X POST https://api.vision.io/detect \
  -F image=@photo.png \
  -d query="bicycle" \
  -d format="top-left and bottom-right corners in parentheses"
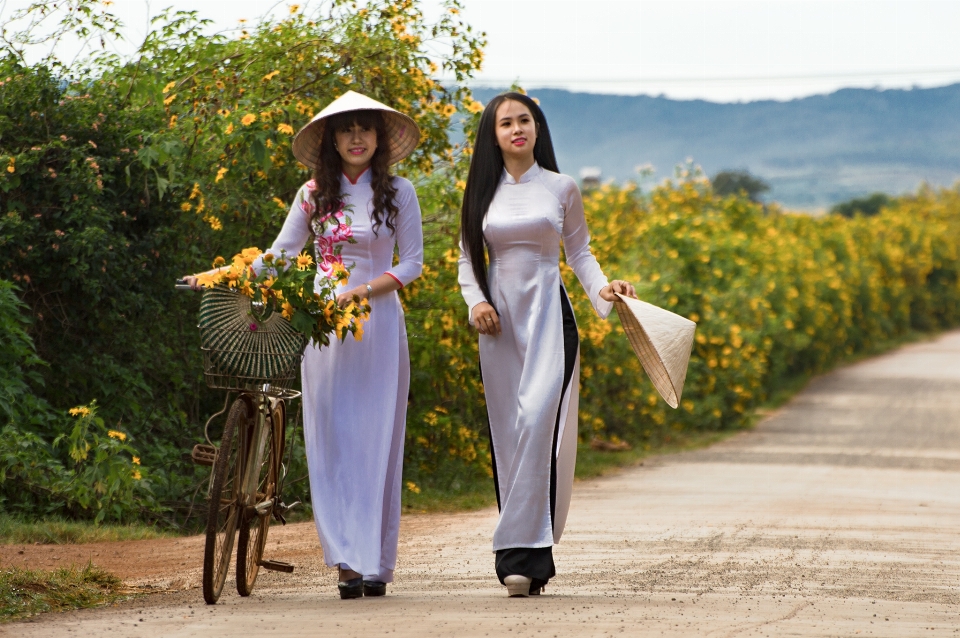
top-left (177, 280), bottom-right (304, 604)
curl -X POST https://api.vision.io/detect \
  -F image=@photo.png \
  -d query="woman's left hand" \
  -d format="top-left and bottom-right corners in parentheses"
top-left (599, 280), bottom-right (637, 302)
top-left (336, 286), bottom-right (367, 308)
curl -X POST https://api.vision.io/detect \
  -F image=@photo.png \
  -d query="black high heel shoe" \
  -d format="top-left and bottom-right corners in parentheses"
top-left (338, 567), bottom-right (363, 600)
top-left (362, 580), bottom-right (386, 597)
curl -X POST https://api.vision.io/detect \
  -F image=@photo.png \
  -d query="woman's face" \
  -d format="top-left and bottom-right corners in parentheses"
top-left (334, 122), bottom-right (378, 172)
top-left (494, 99), bottom-right (537, 162)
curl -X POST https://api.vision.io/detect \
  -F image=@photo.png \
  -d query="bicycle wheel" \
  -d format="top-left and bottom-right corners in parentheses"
top-left (202, 395), bottom-right (252, 604)
top-left (236, 399), bottom-right (286, 596)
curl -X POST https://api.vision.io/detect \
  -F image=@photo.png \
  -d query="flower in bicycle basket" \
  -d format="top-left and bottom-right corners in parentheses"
top-left (282, 300), bottom-right (295, 319)
top-left (262, 252), bottom-right (275, 264)
top-left (237, 247), bottom-right (262, 266)
top-left (239, 280), bottom-right (255, 297)
top-left (296, 252), bottom-right (313, 271)
top-left (212, 256), bottom-right (226, 267)
top-left (196, 271), bottom-right (223, 288)
top-left (249, 322), bottom-right (258, 332)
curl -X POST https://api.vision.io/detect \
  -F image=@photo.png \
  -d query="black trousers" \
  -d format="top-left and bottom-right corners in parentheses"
top-left (492, 287), bottom-right (579, 592)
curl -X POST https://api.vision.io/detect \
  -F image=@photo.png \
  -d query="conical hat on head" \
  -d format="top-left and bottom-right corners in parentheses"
top-left (614, 293), bottom-right (697, 409)
top-left (292, 90), bottom-right (421, 169)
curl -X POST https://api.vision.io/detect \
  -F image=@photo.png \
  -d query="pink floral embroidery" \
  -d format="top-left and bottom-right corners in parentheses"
top-left (312, 205), bottom-right (355, 279)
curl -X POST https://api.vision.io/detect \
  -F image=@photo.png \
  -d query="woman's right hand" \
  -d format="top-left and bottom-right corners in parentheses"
top-left (182, 275), bottom-right (202, 291)
top-left (471, 302), bottom-right (501, 336)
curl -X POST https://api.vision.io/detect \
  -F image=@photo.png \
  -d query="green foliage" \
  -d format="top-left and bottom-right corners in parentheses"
top-left (0, 564), bottom-right (123, 621)
top-left (711, 169), bottom-right (770, 202)
top-left (0, 514), bottom-right (171, 545)
top-left (831, 192), bottom-right (892, 218)
top-left (398, 177), bottom-right (960, 487)
top-left (0, 0), bottom-right (484, 526)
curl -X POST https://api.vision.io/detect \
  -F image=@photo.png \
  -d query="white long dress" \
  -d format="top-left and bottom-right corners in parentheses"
top-left (458, 163), bottom-right (611, 552)
top-left (255, 170), bottom-right (423, 583)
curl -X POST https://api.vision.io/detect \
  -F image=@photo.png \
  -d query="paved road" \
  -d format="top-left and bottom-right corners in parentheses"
top-left (7, 331), bottom-right (960, 637)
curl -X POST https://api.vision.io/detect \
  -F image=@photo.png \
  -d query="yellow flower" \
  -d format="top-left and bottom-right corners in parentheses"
top-left (239, 247), bottom-right (262, 265)
top-left (215, 166), bottom-right (228, 182)
top-left (163, 94), bottom-right (177, 106)
top-left (162, 81), bottom-right (176, 94)
top-left (196, 271), bottom-right (223, 288)
top-left (277, 123), bottom-right (294, 135)
top-left (6, 158), bottom-right (15, 173)
top-left (132, 456), bottom-right (140, 465)
top-left (353, 321), bottom-right (364, 341)
top-left (272, 197), bottom-right (286, 210)
top-left (241, 113), bottom-right (257, 126)
top-left (289, 4), bottom-right (301, 13)
top-left (212, 256), bottom-right (226, 267)
top-left (217, 108), bottom-right (231, 117)
top-left (239, 281), bottom-right (254, 297)
top-left (262, 70), bottom-right (280, 82)
top-left (406, 481), bottom-right (420, 494)
top-left (441, 103), bottom-right (456, 117)
top-left (180, 202), bottom-right (192, 212)
top-left (132, 470), bottom-right (142, 481)
top-left (465, 99), bottom-right (483, 114)
top-left (282, 301), bottom-right (295, 319)
top-left (69, 406), bottom-right (92, 417)
top-left (455, 180), bottom-right (466, 191)
top-left (225, 123), bottom-right (234, 135)
top-left (107, 430), bottom-right (127, 441)
top-left (204, 215), bottom-right (223, 231)
top-left (296, 252), bottom-right (314, 270)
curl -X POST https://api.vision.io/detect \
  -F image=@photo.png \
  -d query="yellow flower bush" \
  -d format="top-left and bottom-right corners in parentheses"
top-left (400, 180), bottom-right (960, 488)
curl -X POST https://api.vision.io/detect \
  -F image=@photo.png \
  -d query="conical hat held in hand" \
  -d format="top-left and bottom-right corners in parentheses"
top-left (613, 293), bottom-right (697, 409)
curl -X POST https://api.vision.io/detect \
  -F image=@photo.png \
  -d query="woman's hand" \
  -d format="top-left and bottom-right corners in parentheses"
top-left (471, 302), bottom-right (501, 336)
top-left (182, 275), bottom-right (202, 291)
top-left (599, 280), bottom-right (637, 302)
top-left (336, 285), bottom-right (367, 308)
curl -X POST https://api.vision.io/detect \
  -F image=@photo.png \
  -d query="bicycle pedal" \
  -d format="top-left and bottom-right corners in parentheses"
top-left (191, 444), bottom-right (217, 466)
top-left (259, 559), bottom-right (294, 573)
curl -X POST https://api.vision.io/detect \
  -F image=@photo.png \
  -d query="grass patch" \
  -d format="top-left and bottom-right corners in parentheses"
top-left (402, 483), bottom-right (497, 513)
top-left (0, 564), bottom-right (124, 622)
top-left (0, 516), bottom-right (174, 545)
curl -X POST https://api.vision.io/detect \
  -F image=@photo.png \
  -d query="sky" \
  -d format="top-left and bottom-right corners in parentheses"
top-left (3, 0), bottom-right (960, 102)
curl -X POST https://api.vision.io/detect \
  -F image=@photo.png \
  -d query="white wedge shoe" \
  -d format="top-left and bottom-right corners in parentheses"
top-left (504, 575), bottom-right (533, 597)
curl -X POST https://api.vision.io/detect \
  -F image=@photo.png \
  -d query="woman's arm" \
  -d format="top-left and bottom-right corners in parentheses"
top-left (251, 187), bottom-right (313, 275)
top-left (182, 187), bottom-right (313, 290)
top-left (336, 179), bottom-right (423, 307)
top-left (457, 239), bottom-right (501, 335)
top-left (560, 179), bottom-right (634, 316)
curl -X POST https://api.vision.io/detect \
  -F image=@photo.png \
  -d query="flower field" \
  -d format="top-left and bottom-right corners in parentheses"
top-left (400, 177), bottom-right (960, 489)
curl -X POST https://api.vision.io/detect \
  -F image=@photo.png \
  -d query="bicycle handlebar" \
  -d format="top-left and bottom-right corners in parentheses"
top-left (175, 279), bottom-right (198, 291)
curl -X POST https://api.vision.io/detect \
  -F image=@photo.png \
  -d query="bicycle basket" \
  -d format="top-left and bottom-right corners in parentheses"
top-left (198, 286), bottom-right (308, 391)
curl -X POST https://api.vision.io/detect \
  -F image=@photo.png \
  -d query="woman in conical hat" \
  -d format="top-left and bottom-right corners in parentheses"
top-left (458, 93), bottom-right (636, 597)
top-left (186, 90), bottom-right (424, 599)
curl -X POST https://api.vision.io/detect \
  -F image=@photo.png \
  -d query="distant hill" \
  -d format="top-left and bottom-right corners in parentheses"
top-left (472, 85), bottom-right (960, 210)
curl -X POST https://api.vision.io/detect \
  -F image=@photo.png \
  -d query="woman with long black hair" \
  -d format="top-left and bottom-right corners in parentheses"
top-left (458, 92), bottom-right (635, 597)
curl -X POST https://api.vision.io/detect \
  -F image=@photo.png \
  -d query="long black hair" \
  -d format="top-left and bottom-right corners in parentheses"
top-left (460, 92), bottom-right (560, 305)
top-left (310, 109), bottom-right (399, 236)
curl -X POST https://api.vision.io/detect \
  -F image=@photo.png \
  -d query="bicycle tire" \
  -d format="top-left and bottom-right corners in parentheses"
top-left (236, 399), bottom-right (285, 595)
top-left (202, 395), bottom-right (251, 604)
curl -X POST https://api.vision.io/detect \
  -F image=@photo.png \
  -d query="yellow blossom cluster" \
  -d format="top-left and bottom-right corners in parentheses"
top-left (399, 179), bottom-right (960, 485)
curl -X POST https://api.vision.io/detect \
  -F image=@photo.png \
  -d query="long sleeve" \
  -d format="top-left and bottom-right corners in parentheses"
top-left (252, 185), bottom-right (313, 274)
top-left (458, 237), bottom-right (488, 323)
top-left (559, 178), bottom-right (612, 319)
top-left (383, 179), bottom-right (423, 288)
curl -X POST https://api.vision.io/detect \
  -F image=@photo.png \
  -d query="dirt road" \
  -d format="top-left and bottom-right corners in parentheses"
top-left (6, 331), bottom-right (960, 636)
